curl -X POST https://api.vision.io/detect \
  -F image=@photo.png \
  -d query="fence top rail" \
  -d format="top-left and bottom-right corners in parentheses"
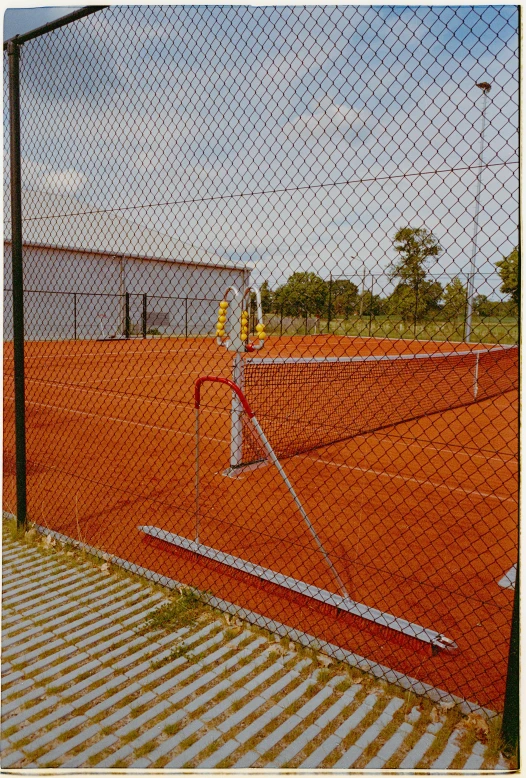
top-left (3, 6), bottom-right (108, 50)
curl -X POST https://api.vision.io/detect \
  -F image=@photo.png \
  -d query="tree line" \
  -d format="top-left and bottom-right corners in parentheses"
top-left (257, 228), bottom-right (518, 322)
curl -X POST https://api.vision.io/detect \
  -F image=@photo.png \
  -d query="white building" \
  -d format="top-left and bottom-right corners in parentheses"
top-left (4, 191), bottom-right (250, 341)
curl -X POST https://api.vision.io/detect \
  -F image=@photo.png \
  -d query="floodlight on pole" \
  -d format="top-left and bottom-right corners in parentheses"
top-left (465, 81), bottom-right (491, 342)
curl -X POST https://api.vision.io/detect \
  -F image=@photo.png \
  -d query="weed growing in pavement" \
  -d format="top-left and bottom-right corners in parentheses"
top-left (139, 589), bottom-right (205, 633)
top-left (134, 741), bottom-right (155, 757)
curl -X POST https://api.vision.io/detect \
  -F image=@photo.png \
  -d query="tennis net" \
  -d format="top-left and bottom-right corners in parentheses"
top-left (232, 345), bottom-right (518, 467)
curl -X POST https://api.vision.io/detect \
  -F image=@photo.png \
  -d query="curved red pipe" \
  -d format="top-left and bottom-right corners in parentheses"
top-left (194, 375), bottom-right (254, 418)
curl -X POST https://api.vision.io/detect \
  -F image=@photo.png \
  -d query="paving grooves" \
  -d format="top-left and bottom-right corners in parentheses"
top-left (1, 524), bottom-right (508, 770)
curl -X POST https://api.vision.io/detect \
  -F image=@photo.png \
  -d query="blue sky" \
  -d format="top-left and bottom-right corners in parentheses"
top-left (4, 5), bottom-right (519, 299)
top-left (3, 6), bottom-right (80, 42)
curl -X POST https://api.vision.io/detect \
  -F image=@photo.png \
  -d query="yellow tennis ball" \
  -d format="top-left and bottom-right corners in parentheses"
top-left (258, 331), bottom-right (266, 340)
top-left (241, 332), bottom-right (248, 341)
top-left (255, 323), bottom-right (264, 332)
top-left (218, 314), bottom-right (227, 324)
top-left (219, 300), bottom-right (228, 309)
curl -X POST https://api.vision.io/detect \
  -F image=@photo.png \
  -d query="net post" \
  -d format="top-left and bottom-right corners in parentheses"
top-left (230, 354), bottom-right (244, 469)
top-left (473, 352), bottom-right (479, 399)
top-left (142, 293), bottom-right (147, 338)
top-left (125, 292), bottom-right (130, 339)
top-left (194, 406), bottom-right (200, 543)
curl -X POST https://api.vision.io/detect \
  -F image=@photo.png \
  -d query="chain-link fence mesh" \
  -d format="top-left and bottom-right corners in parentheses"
top-left (4, 5), bottom-right (518, 718)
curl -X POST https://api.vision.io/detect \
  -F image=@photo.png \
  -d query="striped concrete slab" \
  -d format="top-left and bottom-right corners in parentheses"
top-left (1, 519), bottom-right (509, 771)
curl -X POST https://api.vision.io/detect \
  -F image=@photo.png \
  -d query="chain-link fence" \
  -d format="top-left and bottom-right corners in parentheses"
top-left (4, 5), bottom-right (519, 726)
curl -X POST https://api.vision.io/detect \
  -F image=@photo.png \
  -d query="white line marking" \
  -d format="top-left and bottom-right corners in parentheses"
top-left (498, 564), bottom-right (516, 589)
top-left (307, 456), bottom-right (517, 505)
top-left (4, 344), bottom-right (214, 361)
top-left (4, 396), bottom-right (228, 444)
top-left (352, 433), bottom-right (518, 467)
top-left (4, 377), bottom-right (230, 418)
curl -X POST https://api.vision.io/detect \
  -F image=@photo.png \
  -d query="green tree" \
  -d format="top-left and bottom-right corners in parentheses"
top-left (330, 279), bottom-right (359, 318)
top-left (473, 294), bottom-right (492, 318)
top-left (388, 227), bottom-right (443, 322)
top-left (496, 247), bottom-right (519, 307)
top-left (273, 272), bottom-right (327, 316)
top-left (386, 280), bottom-right (443, 322)
top-left (442, 278), bottom-right (467, 321)
top-left (390, 227), bottom-right (442, 286)
top-left (359, 290), bottom-right (384, 316)
top-left (258, 281), bottom-right (273, 314)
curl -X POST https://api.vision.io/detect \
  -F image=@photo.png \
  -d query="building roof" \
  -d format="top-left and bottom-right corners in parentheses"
top-left (5, 190), bottom-right (248, 271)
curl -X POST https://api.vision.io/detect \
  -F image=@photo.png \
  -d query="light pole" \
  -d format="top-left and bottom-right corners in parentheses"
top-left (465, 81), bottom-right (491, 342)
top-left (359, 261), bottom-right (367, 317)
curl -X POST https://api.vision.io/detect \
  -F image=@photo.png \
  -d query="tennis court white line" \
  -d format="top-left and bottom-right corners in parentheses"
top-left (308, 456), bottom-right (517, 505)
top-left (19, 370), bottom-right (204, 387)
top-left (388, 436), bottom-right (517, 467)
top-left (4, 396), bottom-right (228, 445)
top-left (5, 377), bottom-right (231, 419)
top-left (8, 344), bottom-right (215, 360)
top-left (348, 432), bottom-right (518, 467)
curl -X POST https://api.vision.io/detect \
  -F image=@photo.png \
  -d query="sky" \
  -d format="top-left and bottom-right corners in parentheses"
top-left (3, 5), bottom-right (519, 300)
top-left (3, 6), bottom-right (80, 42)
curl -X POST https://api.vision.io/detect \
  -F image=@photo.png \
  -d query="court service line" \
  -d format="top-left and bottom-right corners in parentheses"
top-left (308, 456), bottom-right (517, 505)
top-left (19, 370), bottom-right (204, 387)
top-left (45, 371), bottom-right (203, 386)
top-left (11, 344), bottom-right (217, 360)
top-left (10, 378), bottom-right (231, 419)
top-left (4, 396), bottom-right (228, 445)
top-left (366, 434), bottom-right (517, 467)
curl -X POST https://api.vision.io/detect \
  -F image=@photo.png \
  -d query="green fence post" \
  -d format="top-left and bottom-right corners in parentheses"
top-left (8, 38), bottom-right (27, 533)
top-left (501, 560), bottom-right (519, 760)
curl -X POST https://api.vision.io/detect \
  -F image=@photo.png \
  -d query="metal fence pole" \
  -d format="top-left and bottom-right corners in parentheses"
top-left (8, 39), bottom-right (27, 532)
top-left (125, 292), bottom-right (130, 339)
top-left (465, 82), bottom-right (491, 343)
top-left (414, 282), bottom-right (419, 338)
top-left (501, 561), bottom-right (519, 757)
top-left (142, 293), bottom-right (147, 338)
top-left (327, 272), bottom-right (332, 334)
top-left (185, 297), bottom-right (188, 337)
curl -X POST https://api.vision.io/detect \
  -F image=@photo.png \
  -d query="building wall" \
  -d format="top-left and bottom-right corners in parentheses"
top-left (4, 245), bottom-right (247, 341)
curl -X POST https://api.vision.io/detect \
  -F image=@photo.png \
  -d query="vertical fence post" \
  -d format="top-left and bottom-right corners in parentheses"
top-left (501, 561), bottom-right (519, 758)
top-left (142, 293), bottom-right (147, 338)
top-left (280, 305), bottom-right (283, 336)
top-left (327, 272), bottom-right (332, 334)
top-left (73, 292), bottom-right (77, 340)
top-left (185, 298), bottom-right (188, 337)
top-left (414, 282), bottom-right (419, 339)
top-left (8, 39), bottom-right (27, 532)
top-left (369, 278), bottom-right (374, 336)
top-left (125, 292), bottom-right (130, 339)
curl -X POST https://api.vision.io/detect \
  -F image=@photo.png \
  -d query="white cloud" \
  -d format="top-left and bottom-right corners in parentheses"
top-left (21, 159), bottom-right (87, 194)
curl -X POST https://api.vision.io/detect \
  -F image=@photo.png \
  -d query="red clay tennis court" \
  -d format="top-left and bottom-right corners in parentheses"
top-left (3, 334), bottom-right (518, 711)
